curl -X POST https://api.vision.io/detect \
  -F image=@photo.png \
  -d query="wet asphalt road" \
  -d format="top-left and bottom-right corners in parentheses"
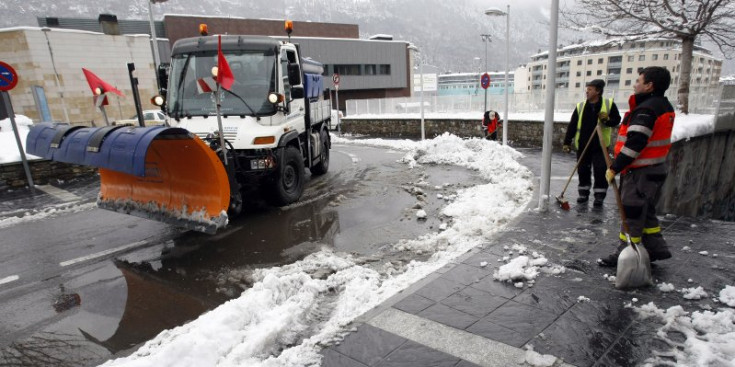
top-left (0, 143), bottom-right (486, 367)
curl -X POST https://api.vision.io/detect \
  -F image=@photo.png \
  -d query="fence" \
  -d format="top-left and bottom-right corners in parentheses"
top-left (346, 86), bottom-right (724, 117)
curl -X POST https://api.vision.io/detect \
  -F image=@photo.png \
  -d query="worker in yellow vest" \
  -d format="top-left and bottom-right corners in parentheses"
top-left (562, 79), bottom-right (621, 207)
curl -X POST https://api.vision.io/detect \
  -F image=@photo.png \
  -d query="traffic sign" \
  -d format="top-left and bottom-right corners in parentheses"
top-left (480, 73), bottom-right (491, 90)
top-left (0, 61), bottom-right (18, 92)
top-left (332, 73), bottom-right (340, 86)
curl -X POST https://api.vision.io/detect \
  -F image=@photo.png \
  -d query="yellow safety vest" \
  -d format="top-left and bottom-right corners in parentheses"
top-left (574, 98), bottom-right (613, 149)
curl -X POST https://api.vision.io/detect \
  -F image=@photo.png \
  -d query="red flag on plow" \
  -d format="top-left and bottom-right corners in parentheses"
top-left (216, 34), bottom-right (235, 90)
top-left (82, 68), bottom-right (124, 96)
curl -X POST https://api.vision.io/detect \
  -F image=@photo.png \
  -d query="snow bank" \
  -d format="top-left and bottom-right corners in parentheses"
top-left (635, 302), bottom-right (735, 366)
top-left (102, 133), bottom-right (534, 367)
top-left (0, 115), bottom-right (41, 164)
top-left (671, 114), bottom-right (716, 142)
top-left (719, 286), bottom-right (735, 307)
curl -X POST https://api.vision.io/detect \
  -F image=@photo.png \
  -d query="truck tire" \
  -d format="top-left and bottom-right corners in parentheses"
top-left (310, 129), bottom-right (330, 176)
top-left (272, 145), bottom-right (305, 206)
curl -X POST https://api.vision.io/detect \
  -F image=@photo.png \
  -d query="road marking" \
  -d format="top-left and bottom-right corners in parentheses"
top-left (59, 240), bottom-right (148, 267)
top-left (368, 308), bottom-right (575, 367)
top-left (35, 185), bottom-right (81, 202)
top-left (0, 275), bottom-right (19, 286)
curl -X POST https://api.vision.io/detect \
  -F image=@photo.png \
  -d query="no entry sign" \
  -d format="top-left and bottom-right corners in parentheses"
top-left (0, 61), bottom-right (18, 92)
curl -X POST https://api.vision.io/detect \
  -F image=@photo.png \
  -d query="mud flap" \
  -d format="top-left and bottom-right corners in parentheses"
top-left (26, 123), bottom-right (230, 233)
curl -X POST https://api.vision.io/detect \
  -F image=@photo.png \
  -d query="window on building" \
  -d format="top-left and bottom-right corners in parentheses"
top-left (597, 70), bottom-right (602, 75)
top-left (587, 59), bottom-right (593, 65)
top-left (598, 58), bottom-right (603, 64)
top-left (586, 70), bottom-right (592, 76)
top-left (637, 67), bottom-right (644, 73)
top-left (577, 60), bottom-right (582, 66)
top-left (625, 80), bottom-right (631, 86)
top-left (664, 54), bottom-right (669, 60)
top-left (365, 65), bottom-right (377, 75)
top-left (652, 54), bottom-right (658, 61)
top-left (576, 71), bottom-right (581, 77)
top-left (626, 68), bottom-right (633, 74)
top-left (335, 64), bottom-right (361, 75)
top-left (379, 64), bottom-right (391, 75)
top-left (575, 82), bottom-right (580, 88)
top-left (639, 55), bottom-right (645, 61)
top-left (628, 55), bottom-right (634, 62)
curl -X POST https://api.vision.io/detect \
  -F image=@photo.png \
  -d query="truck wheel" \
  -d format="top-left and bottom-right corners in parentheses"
top-left (310, 130), bottom-right (330, 176)
top-left (272, 145), bottom-right (305, 206)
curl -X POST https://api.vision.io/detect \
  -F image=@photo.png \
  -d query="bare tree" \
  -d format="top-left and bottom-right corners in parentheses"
top-left (563, 0), bottom-right (735, 114)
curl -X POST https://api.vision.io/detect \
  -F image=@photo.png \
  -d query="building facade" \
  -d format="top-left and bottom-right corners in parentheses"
top-left (0, 27), bottom-right (158, 125)
top-left (437, 71), bottom-right (514, 97)
top-left (516, 38), bottom-right (722, 96)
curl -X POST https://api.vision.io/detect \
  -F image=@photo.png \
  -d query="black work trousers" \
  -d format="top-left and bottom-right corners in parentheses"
top-left (577, 144), bottom-right (609, 199)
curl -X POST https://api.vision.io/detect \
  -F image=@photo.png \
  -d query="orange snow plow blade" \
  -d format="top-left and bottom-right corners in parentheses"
top-left (26, 123), bottom-right (230, 233)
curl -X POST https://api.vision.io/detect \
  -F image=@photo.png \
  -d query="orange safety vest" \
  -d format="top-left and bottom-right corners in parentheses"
top-left (614, 95), bottom-right (675, 172)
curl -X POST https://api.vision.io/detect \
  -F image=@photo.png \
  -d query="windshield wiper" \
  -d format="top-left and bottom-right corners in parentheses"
top-left (221, 88), bottom-right (256, 116)
top-left (170, 55), bottom-right (192, 120)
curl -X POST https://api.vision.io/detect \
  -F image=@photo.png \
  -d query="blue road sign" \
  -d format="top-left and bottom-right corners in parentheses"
top-left (0, 62), bottom-right (18, 92)
top-left (480, 73), bottom-right (491, 90)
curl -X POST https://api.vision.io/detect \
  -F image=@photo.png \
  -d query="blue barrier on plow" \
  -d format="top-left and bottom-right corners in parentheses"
top-left (25, 123), bottom-right (193, 177)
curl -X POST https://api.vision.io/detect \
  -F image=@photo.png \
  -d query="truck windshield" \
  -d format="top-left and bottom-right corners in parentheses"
top-left (168, 50), bottom-right (277, 118)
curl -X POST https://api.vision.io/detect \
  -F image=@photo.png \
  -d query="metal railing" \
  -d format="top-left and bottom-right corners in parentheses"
top-left (345, 85), bottom-right (725, 117)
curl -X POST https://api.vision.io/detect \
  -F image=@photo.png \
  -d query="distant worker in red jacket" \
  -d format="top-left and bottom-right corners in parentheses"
top-left (482, 110), bottom-right (501, 141)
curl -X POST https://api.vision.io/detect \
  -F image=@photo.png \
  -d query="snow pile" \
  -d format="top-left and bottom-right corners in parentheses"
top-left (103, 133), bottom-right (534, 367)
top-left (719, 286), bottom-right (735, 307)
top-left (681, 286), bottom-right (709, 300)
top-left (493, 255), bottom-right (548, 282)
top-left (671, 114), bottom-right (715, 142)
top-left (634, 302), bottom-right (735, 366)
top-left (658, 283), bottom-right (676, 293)
top-left (0, 115), bottom-right (42, 164)
top-left (0, 202), bottom-right (97, 230)
top-left (523, 346), bottom-right (558, 367)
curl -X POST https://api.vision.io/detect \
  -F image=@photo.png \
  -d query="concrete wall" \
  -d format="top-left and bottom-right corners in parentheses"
top-left (658, 113), bottom-right (735, 221)
top-left (0, 160), bottom-right (96, 191)
top-left (340, 118), bottom-right (570, 149)
top-left (0, 28), bottom-right (159, 125)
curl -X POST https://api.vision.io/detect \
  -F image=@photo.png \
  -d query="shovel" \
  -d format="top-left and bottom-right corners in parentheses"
top-left (556, 131), bottom-right (598, 211)
top-left (594, 125), bottom-right (653, 289)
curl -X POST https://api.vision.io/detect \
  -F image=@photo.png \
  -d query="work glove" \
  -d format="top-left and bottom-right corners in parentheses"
top-left (605, 168), bottom-right (616, 183)
top-left (562, 145), bottom-right (571, 153)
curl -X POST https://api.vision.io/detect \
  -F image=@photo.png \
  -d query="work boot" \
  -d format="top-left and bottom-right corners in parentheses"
top-left (577, 196), bottom-right (589, 204)
top-left (597, 241), bottom-right (627, 267)
top-left (593, 193), bottom-right (605, 208)
top-left (643, 233), bottom-right (672, 262)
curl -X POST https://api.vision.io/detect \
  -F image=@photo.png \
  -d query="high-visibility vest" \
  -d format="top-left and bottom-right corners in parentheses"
top-left (614, 97), bottom-right (675, 172)
top-left (574, 98), bottom-right (613, 149)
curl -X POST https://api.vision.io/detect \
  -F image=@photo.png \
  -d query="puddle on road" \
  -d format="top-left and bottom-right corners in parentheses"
top-left (0, 157), bottom-right (486, 367)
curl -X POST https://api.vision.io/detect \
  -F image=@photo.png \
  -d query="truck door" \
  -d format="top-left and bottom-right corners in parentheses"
top-left (281, 49), bottom-right (305, 133)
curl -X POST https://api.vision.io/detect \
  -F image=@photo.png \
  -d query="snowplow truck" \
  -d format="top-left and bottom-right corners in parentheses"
top-left (26, 35), bottom-right (331, 234)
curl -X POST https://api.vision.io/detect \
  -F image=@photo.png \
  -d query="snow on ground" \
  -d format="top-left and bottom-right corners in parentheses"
top-left (0, 115), bottom-right (41, 164)
top-left (102, 133), bottom-right (534, 367)
top-left (719, 286), bottom-right (735, 307)
top-left (0, 202), bottom-right (97, 230)
top-left (634, 302), bottom-right (735, 367)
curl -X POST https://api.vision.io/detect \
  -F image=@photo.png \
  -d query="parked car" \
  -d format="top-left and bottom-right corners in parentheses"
top-left (114, 110), bottom-right (167, 126)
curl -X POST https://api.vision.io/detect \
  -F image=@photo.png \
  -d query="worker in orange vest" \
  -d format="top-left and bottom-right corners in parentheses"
top-left (482, 110), bottom-right (501, 141)
top-left (598, 66), bottom-right (675, 267)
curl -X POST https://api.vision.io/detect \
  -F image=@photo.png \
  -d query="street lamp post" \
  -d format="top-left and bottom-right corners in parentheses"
top-left (538, 0), bottom-right (560, 211)
top-left (407, 45), bottom-right (425, 140)
top-left (148, 0), bottom-right (168, 88)
top-left (481, 34), bottom-right (491, 114)
top-left (485, 6), bottom-right (510, 146)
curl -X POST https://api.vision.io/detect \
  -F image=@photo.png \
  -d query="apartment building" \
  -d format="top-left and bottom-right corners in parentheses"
top-left (517, 38), bottom-right (722, 95)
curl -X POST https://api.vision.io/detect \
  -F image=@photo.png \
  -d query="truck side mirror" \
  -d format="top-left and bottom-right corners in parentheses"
top-left (291, 86), bottom-right (304, 99)
top-left (157, 64), bottom-right (169, 97)
top-left (288, 63), bottom-right (301, 86)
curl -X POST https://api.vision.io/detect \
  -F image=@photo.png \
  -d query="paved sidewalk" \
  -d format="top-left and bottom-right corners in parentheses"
top-left (321, 149), bottom-right (735, 367)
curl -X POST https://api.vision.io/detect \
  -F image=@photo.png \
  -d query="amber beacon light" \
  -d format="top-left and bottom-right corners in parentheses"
top-left (199, 23), bottom-right (208, 36)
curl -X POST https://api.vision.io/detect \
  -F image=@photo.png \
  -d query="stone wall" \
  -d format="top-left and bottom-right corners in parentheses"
top-left (340, 118), bottom-right (572, 148)
top-left (658, 115), bottom-right (735, 221)
top-left (0, 160), bottom-right (97, 191)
